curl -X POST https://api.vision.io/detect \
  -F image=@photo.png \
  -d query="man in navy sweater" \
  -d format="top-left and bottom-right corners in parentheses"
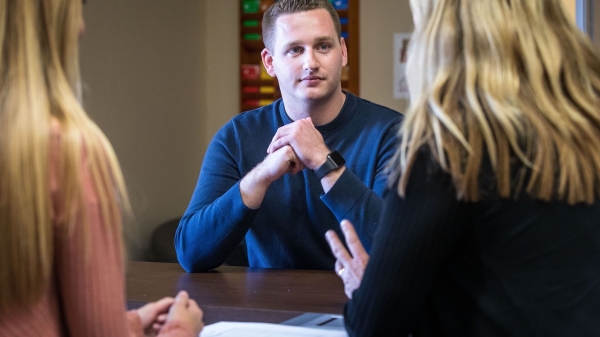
top-left (176, 0), bottom-right (402, 272)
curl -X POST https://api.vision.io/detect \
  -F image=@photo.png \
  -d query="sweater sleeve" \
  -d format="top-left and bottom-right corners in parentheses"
top-left (126, 311), bottom-right (143, 337)
top-left (51, 135), bottom-right (197, 337)
top-left (52, 144), bottom-right (134, 336)
top-left (175, 125), bottom-right (259, 272)
top-left (343, 150), bottom-right (467, 337)
top-left (320, 119), bottom-right (400, 252)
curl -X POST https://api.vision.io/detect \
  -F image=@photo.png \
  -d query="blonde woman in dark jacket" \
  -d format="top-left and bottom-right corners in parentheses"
top-left (327, 0), bottom-right (600, 335)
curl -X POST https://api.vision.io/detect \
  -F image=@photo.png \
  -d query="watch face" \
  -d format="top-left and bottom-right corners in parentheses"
top-left (314, 151), bottom-right (346, 180)
top-left (329, 151), bottom-right (346, 166)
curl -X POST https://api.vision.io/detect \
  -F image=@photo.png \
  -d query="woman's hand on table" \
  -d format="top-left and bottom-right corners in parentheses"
top-left (166, 291), bottom-right (204, 336)
top-left (137, 290), bottom-right (204, 336)
top-left (325, 220), bottom-right (370, 299)
top-left (136, 296), bottom-right (174, 335)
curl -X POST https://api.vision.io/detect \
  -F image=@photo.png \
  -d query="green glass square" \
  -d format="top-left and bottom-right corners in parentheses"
top-left (242, 0), bottom-right (260, 13)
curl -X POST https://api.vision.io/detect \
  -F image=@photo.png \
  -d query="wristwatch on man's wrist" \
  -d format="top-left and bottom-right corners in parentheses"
top-left (313, 151), bottom-right (346, 180)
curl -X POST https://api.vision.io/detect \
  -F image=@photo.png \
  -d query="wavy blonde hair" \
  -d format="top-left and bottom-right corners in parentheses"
top-left (0, 0), bottom-right (130, 312)
top-left (393, 0), bottom-right (600, 204)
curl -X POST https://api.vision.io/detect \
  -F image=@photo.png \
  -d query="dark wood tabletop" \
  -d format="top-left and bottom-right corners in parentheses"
top-left (126, 261), bottom-right (348, 324)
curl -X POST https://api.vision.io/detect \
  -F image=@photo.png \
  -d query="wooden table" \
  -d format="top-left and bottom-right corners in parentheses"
top-left (126, 261), bottom-right (347, 324)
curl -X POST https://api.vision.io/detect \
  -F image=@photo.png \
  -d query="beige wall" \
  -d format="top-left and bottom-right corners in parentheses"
top-left (81, 1), bottom-right (210, 259)
top-left (204, 1), bottom-right (240, 146)
top-left (360, 0), bottom-right (412, 113)
top-left (80, 1), bottom-right (407, 259)
top-left (596, 1), bottom-right (600, 50)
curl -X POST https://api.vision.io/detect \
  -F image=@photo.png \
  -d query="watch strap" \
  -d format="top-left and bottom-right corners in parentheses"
top-left (314, 151), bottom-right (346, 180)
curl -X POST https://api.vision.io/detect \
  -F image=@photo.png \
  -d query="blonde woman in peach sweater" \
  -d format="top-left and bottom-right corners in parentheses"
top-left (0, 0), bottom-right (203, 336)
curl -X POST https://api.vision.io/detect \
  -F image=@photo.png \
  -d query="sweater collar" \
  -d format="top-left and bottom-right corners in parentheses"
top-left (278, 92), bottom-right (357, 135)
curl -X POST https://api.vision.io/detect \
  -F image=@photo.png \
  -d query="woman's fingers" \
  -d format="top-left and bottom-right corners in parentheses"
top-left (340, 220), bottom-right (369, 263)
top-left (325, 230), bottom-right (353, 265)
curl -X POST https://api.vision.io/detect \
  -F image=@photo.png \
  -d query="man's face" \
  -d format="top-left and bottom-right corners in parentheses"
top-left (262, 9), bottom-right (347, 106)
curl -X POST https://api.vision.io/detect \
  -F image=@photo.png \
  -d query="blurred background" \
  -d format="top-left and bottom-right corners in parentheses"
top-left (79, 0), bottom-right (597, 260)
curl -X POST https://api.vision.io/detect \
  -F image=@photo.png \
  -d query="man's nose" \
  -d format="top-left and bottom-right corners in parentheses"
top-left (302, 49), bottom-right (319, 71)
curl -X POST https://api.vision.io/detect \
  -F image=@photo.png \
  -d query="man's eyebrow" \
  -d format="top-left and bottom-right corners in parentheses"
top-left (314, 36), bottom-right (335, 42)
top-left (282, 40), bottom-right (303, 50)
top-left (281, 36), bottom-right (336, 51)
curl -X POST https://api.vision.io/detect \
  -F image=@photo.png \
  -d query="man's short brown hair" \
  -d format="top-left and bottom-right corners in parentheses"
top-left (262, 0), bottom-right (342, 51)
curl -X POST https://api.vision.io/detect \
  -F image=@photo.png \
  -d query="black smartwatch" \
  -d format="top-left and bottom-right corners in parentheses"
top-left (314, 151), bottom-right (346, 180)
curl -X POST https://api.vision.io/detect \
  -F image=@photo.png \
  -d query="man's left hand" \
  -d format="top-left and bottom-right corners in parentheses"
top-left (267, 117), bottom-right (329, 170)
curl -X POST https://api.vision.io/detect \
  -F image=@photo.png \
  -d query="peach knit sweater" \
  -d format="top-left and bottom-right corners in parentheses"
top-left (0, 125), bottom-right (195, 337)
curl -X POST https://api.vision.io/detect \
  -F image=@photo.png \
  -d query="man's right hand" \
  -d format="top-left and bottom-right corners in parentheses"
top-left (259, 145), bottom-right (305, 183)
top-left (240, 145), bottom-right (304, 208)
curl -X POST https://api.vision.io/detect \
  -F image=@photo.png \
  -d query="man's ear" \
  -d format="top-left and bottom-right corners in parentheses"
top-left (340, 37), bottom-right (348, 67)
top-left (261, 48), bottom-right (277, 77)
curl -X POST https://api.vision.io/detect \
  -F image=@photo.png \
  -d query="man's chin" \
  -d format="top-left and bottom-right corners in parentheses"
top-left (298, 88), bottom-right (331, 102)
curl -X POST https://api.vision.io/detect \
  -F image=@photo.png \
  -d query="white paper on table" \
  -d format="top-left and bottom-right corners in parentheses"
top-left (199, 321), bottom-right (348, 337)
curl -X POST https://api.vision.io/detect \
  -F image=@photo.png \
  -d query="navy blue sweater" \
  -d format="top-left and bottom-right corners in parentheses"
top-left (176, 93), bottom-right (402, 272)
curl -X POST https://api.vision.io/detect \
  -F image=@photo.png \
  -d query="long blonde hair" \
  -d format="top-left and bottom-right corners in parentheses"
top-left (0, 0), bottom-right (130, 312)
top-left (394, 0), bottom-right (600, 204)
